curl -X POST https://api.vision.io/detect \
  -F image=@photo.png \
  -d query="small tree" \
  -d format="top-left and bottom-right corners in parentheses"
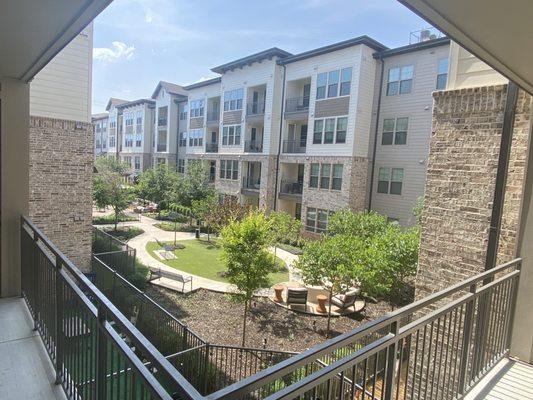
top-left (327, 210), bottom-right (389, 241)
top-left (210, 198), bottom-right (252, 233)
top-left (412, 196), bottom-right (424, 225)
top-left (267, 211), bottom-right (301, 255)
top-left (179, 160), bottom-right (216, 206)
top-left (191, 193), bottom-right (218, 242)
top-left (136, 165), bottom-right (181, 210)
top-left (93, 157), bottom-right (133, 231)
top-left (220, 213), bottom-right (276, 346)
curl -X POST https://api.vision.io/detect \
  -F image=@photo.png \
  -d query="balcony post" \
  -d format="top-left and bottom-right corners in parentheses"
top-left (32, 231), bottom-right (39, 331)
top-left (54, 260), bottom-right (63, 384)
top-left (383, 320), bottom-right (399, 400)
top-left (96, 304), bottom-right (108, 399)
top-left (506, 260), bottom-right (521, 349)
top-left (458, 283), bottom-right (477, 394)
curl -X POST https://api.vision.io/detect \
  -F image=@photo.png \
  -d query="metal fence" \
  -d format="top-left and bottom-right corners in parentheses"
top-left (21, 215), bottom-right (200, 400)
top-left (92, 227), bottom-right (137, 278)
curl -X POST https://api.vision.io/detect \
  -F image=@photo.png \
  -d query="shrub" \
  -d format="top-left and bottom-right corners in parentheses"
top-left (92, 213), bottom-right (138, 225)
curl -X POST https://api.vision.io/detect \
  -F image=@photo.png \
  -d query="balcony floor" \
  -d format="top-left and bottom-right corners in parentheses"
top-left (0, 297), bottom-right (66, 400)
top-left (465, 357), bottom-right (533, 399)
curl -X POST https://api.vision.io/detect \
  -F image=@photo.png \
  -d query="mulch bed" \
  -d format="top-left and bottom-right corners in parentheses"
top-left (145, 286), bottom-right (392, 353)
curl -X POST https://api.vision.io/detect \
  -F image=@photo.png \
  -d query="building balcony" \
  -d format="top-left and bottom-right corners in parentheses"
top-left (246, 102), bottom-right (265, 122)
top-left (157, 117), bottom-right (167, 127)
top-left (284, 96), bottom-right (310, 121)
top-left (206, 111), bottom-right (220, 127)
top-left (244, 140), bottom-right (263, 153)
top-left (278, 179), bottom-right (303, 200)
top-left (282, 139), bottom-right (306, 154)
top-left (157, 143), bottom-right (167, 152)
top-left (206, 142), bottom-right (219, 153)
top-left (241, 175), bottom-right (260, 195)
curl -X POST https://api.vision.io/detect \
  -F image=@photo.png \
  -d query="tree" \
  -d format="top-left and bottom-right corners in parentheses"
top-left (412, 196), bottom-right (424, 225)
top-left (327, 210), bottom-right (389, 241)
top-left (191, 193), bottom-right (218, 242)
top-left (136, 165), bottom-right (181, 210)
top-left (210, 198), bottom-right (253, 233)
top-left (220, 213), bottom-right (276, 346)
top-left (93, 157), bottom-right (133, 231)
top-left (296, 235), bottom-right (361, 337)
top-left (267, 211), bottom-right (301, 255)
top-left (178, 160), bottom-right (216, 206)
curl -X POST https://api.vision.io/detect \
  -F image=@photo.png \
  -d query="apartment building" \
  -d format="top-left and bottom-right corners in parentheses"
top-left (92, 112), bottom-right (108, 158)
top-left (105, 97), bottom-right (128, 157)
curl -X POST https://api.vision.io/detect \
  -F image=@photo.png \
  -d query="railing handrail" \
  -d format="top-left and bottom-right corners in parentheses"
top-left (208, 258), bottom-right (521, 399)
top-left (22, 215), bottom-right (203, 400)
top-left (206, 110), bottom-right (220, 121)
top-left (246, 101), bottom-right (265, 115)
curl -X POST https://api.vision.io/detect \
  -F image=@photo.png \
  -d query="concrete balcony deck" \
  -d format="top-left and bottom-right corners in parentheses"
top-left (0, 297), bottom-right (66, 400)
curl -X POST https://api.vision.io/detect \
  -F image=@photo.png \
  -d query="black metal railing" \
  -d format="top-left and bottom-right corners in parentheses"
top-left (285, 96), bottom-right (310, 113)
top-left (21, 215), bottom-right (200, 400)
top-left (244, 140), bottom-right (263, 153)
top-left (279, 180), bottom-right (303, 195)
top-left (206, 143), bottom-right (219, 153)
top-left (246, 102), bottom-right (265, 116)
top-left (207, 258), bottom-right (521, 400)
top-left (206, 111), bottom-right (220, 122)
top-left (157, 144), bottom-right (167, 152)
top-left (282, 140), bottom-right (306, 154)
top-left (158, 117), bottom-right (167, 127)
top-left (242, 175), bottom-right (261, 191)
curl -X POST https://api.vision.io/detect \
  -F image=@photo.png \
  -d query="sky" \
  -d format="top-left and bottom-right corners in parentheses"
top-left (92, 0), bottom-right (431, 113)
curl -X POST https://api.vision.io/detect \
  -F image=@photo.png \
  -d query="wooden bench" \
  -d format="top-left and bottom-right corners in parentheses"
top-left (149, 268), bottom-right (193, 292)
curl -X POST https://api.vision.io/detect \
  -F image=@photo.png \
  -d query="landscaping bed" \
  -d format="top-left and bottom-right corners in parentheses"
top-left (146, 239), bottom-right (288, 284)
top-left (153, 222), bottom-right (198, 233)
top-left (92, 213), bottom-right (139, 225)
top-left (145, 286), bottom-right (391, 352)
top-left (102, 226), bottom-right (144, 241)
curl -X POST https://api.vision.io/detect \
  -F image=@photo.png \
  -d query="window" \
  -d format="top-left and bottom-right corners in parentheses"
top-left (306, 207), bottom-right (332, 233)
top-left (136, 111), bottom-right (143, 132)
top-left (313, 117), bottom-right (348, 144)
top-left (109, 136), bottom-right (116, 147)
top-left (316, 67), bottom-right (352, 100)
top-left (188, 129), bottom-right (204, 147)
top-left (190, 100), bottom-right (204, 118)
top-left (436, 58), bottom-right (449, 90)
top-left (124, 156), bottom-right (132, 167)
top-left (223, 89), bottom-right (244, 111)
top-left (377, 167), bottom-right (404, 195)
top-left (387, 65), bottom-right (414, 95)
top-left (309, 163), bottom-right (319, 188)
top-left (135, 133), bottom-right (142, 147)
top-left (332, 164), bottom-right (343, 190)
top-left (220, 160), bottom-right (239, 180)
top-left (179, 132), bottom-right (187, 147)
top-left (179, 104), bottom-right (188, 120)
top-left (335, 117), bottom-right (347, 143)
top-left (157, 158), bottom-right (166, 165)
top-left (382, 117), bottom-right (408, 145)
top-left (124, 133), bottom-right (133, 147)
top-left (320, 163), bottom-right (331, 189)
top-left (177, 159), bottom-right (185, 174)
top-left (134, 156), bottom-right (140, 170)
top-left (222, 125), bottom-right (241, 146)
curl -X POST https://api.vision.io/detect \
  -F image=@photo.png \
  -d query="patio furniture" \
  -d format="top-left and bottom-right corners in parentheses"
top-left (149, 268), bottom-right (193, 293)
top-left (330, 289), bottom-right (361, 312)
top-left (286, 287), bottom-right (308, 308)
top-left (273, 284), bottom-right (284, 303)
top-left (316, 294), bottom-right (328, 313)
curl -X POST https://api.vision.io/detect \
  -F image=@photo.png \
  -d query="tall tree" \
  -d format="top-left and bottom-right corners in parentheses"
top-left (178, 160), bottom-right (215, 206)
top-left (220, 213), bottom-right (276, 346)
top-left (191, 193), bottom-right (218, 242)
top-left (267, 211), bottom-right (301, 255)
top-left (136, 165), bottom-right (181, 210)
top-left (210, 198), bottom-right (253, 233)
top-left (327, 209), bottom-right (389, 241)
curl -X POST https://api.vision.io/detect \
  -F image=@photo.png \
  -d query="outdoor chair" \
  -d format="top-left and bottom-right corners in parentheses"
top-left (330, 289), bottom-right (363, 313)
top-left (286, 287), bottom-right (308, 308)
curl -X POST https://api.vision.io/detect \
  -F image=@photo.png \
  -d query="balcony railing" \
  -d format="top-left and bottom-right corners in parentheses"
top-left (285, 96), bottom-right (310, 113)
top-left (246, 101), bottom-right (265, 116)
top-left (282, 139), bottom-right (306, 154)
top-left (279, 180), bottom-right (303, 195)
top-left (244, 140), bottom-right (263, 153)
top-left (158, 117), bottom-right (167, 126)
top-left (242, 175), bottom-right (261, 191)
top-left (206, 110), bottom-right (220, 123)
top-left (206, 143), bottom-right (219, 153)
top-left (157, 144), bottom-right (167, 152)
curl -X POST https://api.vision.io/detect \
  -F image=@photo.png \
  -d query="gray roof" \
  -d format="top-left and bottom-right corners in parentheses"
top-left (211, 47), bottom-right (292, 74)
top-left (91, 112), bottom-right (108, 121)
top-left (115, 98), bottom-right (155, 109)
top-left (105, 97), bottom-right (129, 111)
top-left (151, 81), bottom-right (188, 99)
top-left (183, 76), bottom-right (222, 91)
top-left (374, 37), bottom-right (450, 59)
top-left (278, 36), bottom-right (387, 65)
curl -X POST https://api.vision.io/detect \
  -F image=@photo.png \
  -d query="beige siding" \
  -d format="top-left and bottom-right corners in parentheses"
top-left (30, 24), bottom-right (92, 123)
top-left (314, 97), bottom-right (350, 118)
top-left (222, 110), bottom-right (242, 125)
top-left (190, 117), bottom-right (203, 129)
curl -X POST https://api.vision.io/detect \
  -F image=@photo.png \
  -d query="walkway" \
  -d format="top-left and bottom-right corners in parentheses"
top-left (0, 297), bottom-right (67, 400)
top-left (96, 214), bottom-right (301, 294)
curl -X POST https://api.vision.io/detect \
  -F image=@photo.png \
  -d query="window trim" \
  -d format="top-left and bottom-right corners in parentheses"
top-left (316, 67), bottom-right (353, 100)
top-left (386, 65), bottom-right (414, 96)
top-left (305, 207), bottom-right (332, 233)
top-left (222, 125), bottom-right (242, 146)
top-left (312, 116), bottom-right (349, 145)
top-left (190, 99), bottom-right (205, 118)
top-left (436, 57), bottom-right (449, 90)
top-left (377, 167), bottom-right (404, 195)
top-left (219, 159), bottom-right (239, 181)
top-left (223, 89), bottom-right (244, 111)
top-left (381, 117), bottom-right (409, 146)
top-left (308, 163), bottom-right (343, 191)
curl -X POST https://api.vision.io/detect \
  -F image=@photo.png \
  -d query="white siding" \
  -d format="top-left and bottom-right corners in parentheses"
top-left (30, 24), bottom-right (92, 122)
top-left (371, 43), bottom-right (450, 226)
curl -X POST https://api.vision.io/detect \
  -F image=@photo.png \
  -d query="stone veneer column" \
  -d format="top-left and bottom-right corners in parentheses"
top-left (29, 116), bottom-right (94, 271)
top-left (416, 84), bottom-right (531, 299)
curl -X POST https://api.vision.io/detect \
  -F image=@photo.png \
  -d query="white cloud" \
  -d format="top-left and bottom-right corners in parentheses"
top-left (93, 41), bottom-right (135, 63)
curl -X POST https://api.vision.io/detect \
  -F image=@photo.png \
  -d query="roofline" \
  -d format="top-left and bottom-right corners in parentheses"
top-left (91, 114), bottom-right (108, 121)
top-left (278, 36), bottom-right (388, 65)
top-left (151, 81), bottom-right (187, 99)
top-left (183, 76), bottom-right (222, 90)
top-left (211, 47), bottom-right (292, 74)
top-left (374, 37), bottom-right (450, 59)
top-left (115, 99), bottom-right (155, 109)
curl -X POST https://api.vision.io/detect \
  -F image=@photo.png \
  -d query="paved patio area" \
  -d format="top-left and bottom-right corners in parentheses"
top-left (0, 297), bottom-right (66, 400)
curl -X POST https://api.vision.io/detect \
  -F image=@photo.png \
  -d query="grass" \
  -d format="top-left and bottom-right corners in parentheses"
top-left (103, 226), bottom-right (144, 241)
top-left (92, 213), bottom-right (139, 225)
top-left (276, 242), bottom-right (303, 255)
top-left (146, 239), bottom-right (289, 285)
top-left (153, 222), bottom-right (198, 233)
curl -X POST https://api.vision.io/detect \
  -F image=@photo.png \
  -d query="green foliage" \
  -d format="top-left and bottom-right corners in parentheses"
top-left (177, 160), bottom-right (216, 207)
top-left (92, 213), bottom-right (138, 225)
top-left (136, 164), bottom-right (181, 209)
top-left (267, 211), bottom-right (301, 248)
top-left (102, 226), bottom-right (144, 241)
top-left (413, 196), bottom-right (424, 225)
top-left (191, 194), bottom-right (220, 240)
top-left (327, 210), bottom-right (389, 240)
top-left (210, 198), bottom-right (253, 233)
top-left (153, 222), bottom-right (197, 232)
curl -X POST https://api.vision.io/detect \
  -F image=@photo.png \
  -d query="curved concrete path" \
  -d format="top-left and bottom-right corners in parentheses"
top-left (95, 214), bottom-right (301, 294)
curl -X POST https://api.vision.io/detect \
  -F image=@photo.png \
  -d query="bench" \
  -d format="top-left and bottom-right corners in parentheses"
top-left (149, 267), bottom-right (193, 293)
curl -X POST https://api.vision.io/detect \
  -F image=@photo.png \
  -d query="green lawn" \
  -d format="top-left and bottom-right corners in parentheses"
top-left (146, 239), bottom-right (289, 285)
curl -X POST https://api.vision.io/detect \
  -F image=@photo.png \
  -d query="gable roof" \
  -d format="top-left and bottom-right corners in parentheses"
top-left (278, 36), bottom-right (387, 65)
top-left (183, 76), bottom-right (222, 91)
top-left (374, 37), bottom-right (450, 59)
top-left (211, 47), bottom-right (292, 74)
top-left (105, 98), bottom-right (129, 111)
top-left (151, 81), bottom-right (188, 99)
top-left (115, 99), bottom-right (155, 109)
top-left (91, 112), bottom-right (108, 121)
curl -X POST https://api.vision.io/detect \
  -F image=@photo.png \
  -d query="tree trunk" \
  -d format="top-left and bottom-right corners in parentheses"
top-left (207, 225), bottom-right (211, 242)
top-left (326, 289), bottom-right (333, 338)
top-left (174, 220), bottom-right (177, 246)
top-left (114, 207), bottom-right (119, 231)
top-left (242, 301), bottom-right (248, 347)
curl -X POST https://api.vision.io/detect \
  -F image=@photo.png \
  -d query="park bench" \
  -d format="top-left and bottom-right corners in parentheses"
top-left (149, 267), bottom-right (193, 293)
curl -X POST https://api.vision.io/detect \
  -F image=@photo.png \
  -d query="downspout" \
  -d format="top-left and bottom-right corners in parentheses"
top-left (367, 57), bottom-right (385, 210)
top-left (484, 82), bottom-right (519, 271)
top-left (273, 63), bottom-right (287, 211)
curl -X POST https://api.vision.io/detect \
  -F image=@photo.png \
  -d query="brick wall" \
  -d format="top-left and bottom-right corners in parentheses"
top-left (416, 84), bottom-right (532, 299)
top-left (29, 116), bottom-right (93, 271)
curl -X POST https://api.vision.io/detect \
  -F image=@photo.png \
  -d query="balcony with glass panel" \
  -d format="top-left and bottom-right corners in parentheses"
top-left (246, 84), bottom-right (266, 123)
top-left (284, 77), bottom-right (311, 122)
top-left (281, 122), bottom-right (308, 154)
top-left (206, 96), bottom-right (221, 128)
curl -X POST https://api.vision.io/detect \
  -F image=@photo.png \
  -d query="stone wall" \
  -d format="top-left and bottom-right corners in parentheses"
top-left (416, 84), bottom-right (532, 299)
top-left (29, 116), bottom-right (93, 271)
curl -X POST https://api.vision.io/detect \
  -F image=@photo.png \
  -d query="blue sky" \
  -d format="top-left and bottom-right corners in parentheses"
top-left (92, 0), bottom-right (430, 113)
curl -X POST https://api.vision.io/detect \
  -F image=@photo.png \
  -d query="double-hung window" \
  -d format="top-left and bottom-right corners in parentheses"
top-left (377, 167), bottom-right (404, 195)
top-left (327, 70), bottom-right (339, 98)
top-left (316, 67), bottom-right (352, 99)
top-left (135, 133), bottom-right (142, 147)
top-left (382, 117), bottom-right (408, 145)
top-left (223, 89), bottom-right (244, 111)
top-left (313, 120), bottom-right (324, 144)
top-left (109, 136), bottom-right (115, 147)
top-left (188, 129), bottom-right (204, 147)
top-left (324, 119), bottom-right (335, 144)
top-left (136, 111), bottom-right (143, 132)
top-left (179, 132), bottom-right (187, 147)
top-left (309, 163), bottom-right (343, 190)
top-left (222, 125), bottom-right (241, 146)
top-left (219, 160), bottom-right (238, 180)
top-left (313, 117), bottom-right (348, 144)
top-left (436, 58), bottom-right (449, 90)
top-left (309, 164), bottom-right (319, 188)
top-left (320, 164), bottom-right (331, 189)
top-left (306, 208), bottom-right (331, 233)
top-left (177, 159), bottom-right (185, 174)
top-left (134, 156), bottom-right (140, 170)
top-left (190, 100), bottom-right (204, 118)
top-left (179, 104), bottom-right (188, 120)
top-left (335, 117), bottom-right (347, 143)
top-left (387, 65), bottom-right (414, 95)
top-left (332, 164), bottom-right (343, 190)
